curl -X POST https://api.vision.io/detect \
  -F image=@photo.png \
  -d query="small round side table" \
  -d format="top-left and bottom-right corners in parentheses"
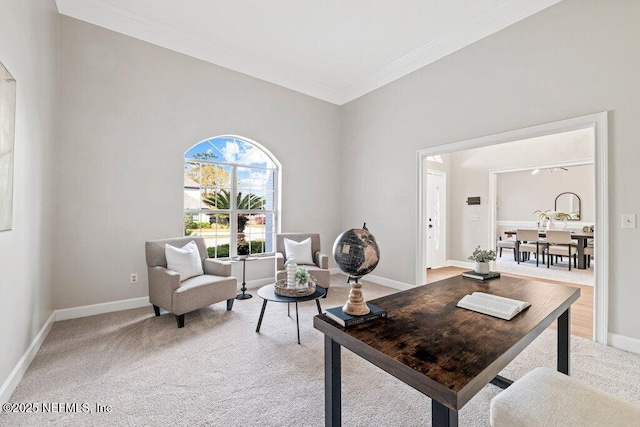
top-left (232, 256), bottom-right (257, 300)
top-left (255, 284), bottom-right (326, 344)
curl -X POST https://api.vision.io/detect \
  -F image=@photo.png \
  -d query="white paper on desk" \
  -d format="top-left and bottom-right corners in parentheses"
top-left (457, 292), bottom-right (530, 320)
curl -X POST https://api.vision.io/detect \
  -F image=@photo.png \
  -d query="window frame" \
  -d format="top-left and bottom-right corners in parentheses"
top-left (183, 136), bottom-right (281, 259)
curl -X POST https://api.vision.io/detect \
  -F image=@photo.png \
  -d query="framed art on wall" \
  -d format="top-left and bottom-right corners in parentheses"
top-left (0, 61), bottom-right (16, 231)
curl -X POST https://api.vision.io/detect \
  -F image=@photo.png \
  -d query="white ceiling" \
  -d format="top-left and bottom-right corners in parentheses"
top-left (55, 0), bottom-right (560, 105)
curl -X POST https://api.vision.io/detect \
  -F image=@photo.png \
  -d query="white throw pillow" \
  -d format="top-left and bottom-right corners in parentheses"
top-left (284, 237), bottom-right (314, 265)
top-left (165, 240), bottom-right (204, 281)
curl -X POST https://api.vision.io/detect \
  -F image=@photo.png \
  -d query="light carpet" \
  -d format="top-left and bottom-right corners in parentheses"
top-left (2, 275), bottom-right (638, 426)
top-left (495, 251), bottom-right (594, 286)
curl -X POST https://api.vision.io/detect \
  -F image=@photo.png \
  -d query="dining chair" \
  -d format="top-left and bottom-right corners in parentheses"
top-left (515, 229), bottom-right (543, 266)
top-left (546, 230), bottom-right (578, 271)
top-left (496, 236), bottom-right (516, 258)
top-left (584, 241), bottom-right (594, 268)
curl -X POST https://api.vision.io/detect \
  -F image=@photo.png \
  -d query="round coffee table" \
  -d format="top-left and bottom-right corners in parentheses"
top-left (256, 284), bottom-right (326, 344)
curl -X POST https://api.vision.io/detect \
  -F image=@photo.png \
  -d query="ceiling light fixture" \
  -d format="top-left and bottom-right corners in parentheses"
top-left (532, 167), bottom-right (568, 175)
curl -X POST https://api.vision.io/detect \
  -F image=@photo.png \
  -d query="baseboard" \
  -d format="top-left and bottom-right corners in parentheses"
top-left (446, 260), bottom-right (475, 269)
top-left (55, 297), bottom-right (151, 321)
top-left (0, 311), bottom-right (56, 404)
top-left (608, 333), bottom-right (640, 355)
top-left (329, 269), bottom-right (413, 291)
top-left (244, 277), bottom-right (275, 290)
top-left (363, 274), bottom-right (413, 291)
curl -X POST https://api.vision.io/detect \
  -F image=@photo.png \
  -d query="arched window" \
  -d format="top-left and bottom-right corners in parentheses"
top-left (184, 136), bottom-right (280, 258)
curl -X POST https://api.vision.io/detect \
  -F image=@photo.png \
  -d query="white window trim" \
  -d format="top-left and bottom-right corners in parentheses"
top-left (184, 135), bottom-right (282, 259)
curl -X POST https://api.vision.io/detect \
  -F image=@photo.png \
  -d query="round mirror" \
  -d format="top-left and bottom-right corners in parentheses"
top-left (554, 192), bottom-right (581, 221)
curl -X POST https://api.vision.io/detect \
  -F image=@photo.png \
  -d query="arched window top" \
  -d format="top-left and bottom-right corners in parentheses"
top-left (184, 135), bottom-right (280, 259)
top-left (185, 136), bottom-right (277, 169)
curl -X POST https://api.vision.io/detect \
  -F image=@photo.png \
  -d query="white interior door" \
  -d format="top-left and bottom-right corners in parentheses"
top-left (426, 170), bottom-right (446, 269)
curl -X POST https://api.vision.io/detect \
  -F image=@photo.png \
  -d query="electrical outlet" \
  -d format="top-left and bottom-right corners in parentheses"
top-left (130, 273), bottom-right (138, 284)
top-left (469, 215), bottom-right (479, 221)
top-left (621, 214), bottom-right (637, 229)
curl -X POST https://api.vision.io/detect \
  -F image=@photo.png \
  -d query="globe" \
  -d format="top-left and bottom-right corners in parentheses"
top-left (333, 224), bottom-right (380, 280)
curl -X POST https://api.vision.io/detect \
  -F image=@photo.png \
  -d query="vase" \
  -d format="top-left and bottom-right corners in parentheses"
top-left (474, 262), bottom-right (490, 274)
top-left (285, 258), bottom-right (297, 288)
top-left (546, 218), bottom-right (554, 231)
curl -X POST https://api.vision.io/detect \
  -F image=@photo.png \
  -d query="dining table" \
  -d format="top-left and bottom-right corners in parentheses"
top-left (504, 230), bottom-right (594, 269)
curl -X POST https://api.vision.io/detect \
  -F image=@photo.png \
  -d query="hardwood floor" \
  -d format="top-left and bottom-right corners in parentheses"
top-left (426, 266), bottom-right (594, 339)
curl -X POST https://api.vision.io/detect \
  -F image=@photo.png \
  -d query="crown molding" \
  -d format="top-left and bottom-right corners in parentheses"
top-left (56, 0), bottom-right (560, 106)
top-left (338, 0), bottom-right (562, 104)
top-left (55, 0), bottom-right (343, 104)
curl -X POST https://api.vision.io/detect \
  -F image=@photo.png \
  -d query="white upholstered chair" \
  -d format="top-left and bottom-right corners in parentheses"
top-left (275, 233), bottom-right (330, 294)
top-left (516, 229), bottom-right (544, 266)
top-left (584, 241), bottom-right (594, 268)
top-left (546, 230), bottom-right (578, 270)
top-left (496, 236), bottom-right (516, 258)
top-left (490, 367), bottom-right (640, 426)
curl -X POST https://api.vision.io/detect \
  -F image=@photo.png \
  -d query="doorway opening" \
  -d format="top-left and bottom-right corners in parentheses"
top-left (425, 169), bottom-right (447, 270)
top-left (489, 159), bottom-right (594, 286)
top-left (416, 112), bottom-right (608, 344)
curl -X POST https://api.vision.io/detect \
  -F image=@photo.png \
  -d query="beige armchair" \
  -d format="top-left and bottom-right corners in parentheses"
top-left (275, 233), bottom-right (330, 294)
top-left (145, 237), bottom-right (237, 328)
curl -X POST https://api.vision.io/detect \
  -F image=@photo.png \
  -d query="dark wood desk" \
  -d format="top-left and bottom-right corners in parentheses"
top-left (504, 230), bottom-right (594, 269)
top-left (314, 276), bottom-right (580, 426)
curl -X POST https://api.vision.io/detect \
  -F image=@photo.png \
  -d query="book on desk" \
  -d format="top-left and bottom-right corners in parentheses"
top-left (456, 292), bottom-right (530, 320)
top-left (462, 271), bottom-right (501, 281)
top-left (325, 302), bottom-right (387, 328)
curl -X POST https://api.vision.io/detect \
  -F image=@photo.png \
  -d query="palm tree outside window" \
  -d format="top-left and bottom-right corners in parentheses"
top-left (184, 136), bottom-right (280, 258)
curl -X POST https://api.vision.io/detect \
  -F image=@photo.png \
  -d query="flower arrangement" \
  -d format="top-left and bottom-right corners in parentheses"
top-left (295, 266), bottom-right (315, 287)
top-left (533, 209), bottom-right (572, 222)
top-left (468, 246), bottom-right (496, 263)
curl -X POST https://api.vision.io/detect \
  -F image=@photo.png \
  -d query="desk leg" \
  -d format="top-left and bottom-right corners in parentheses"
top-left (558, 308), bottom-right (570, 375)
top-left (432, 400), bottom-right (458, 427)
top-left (325, 336), bottom-right (341, 427)
top-left (256, 300), bottom-right (267, 332)
top-left (490, 375), bottom-right (513, 389)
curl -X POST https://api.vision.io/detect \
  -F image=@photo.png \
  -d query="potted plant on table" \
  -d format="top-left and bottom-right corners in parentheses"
top-left (533, 209), bottom-right (572, 230)
top-left (468, 246), bottom-right (496, 274)
top-left (295, 266), bottom-right (315, 289)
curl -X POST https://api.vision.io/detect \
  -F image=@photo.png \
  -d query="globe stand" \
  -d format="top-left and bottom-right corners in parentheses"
top-left (342, 277), bottom-right (370, 316)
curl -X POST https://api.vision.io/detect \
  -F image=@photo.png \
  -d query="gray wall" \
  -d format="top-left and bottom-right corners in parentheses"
top-left (497, 165), bottom-right (595, 223)
top-left (341, 0), bottom-right (640, 340)
top-left (54, 17), bottom-right (342, 309)
top-left (0, 0), bottom-right (58, 389)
